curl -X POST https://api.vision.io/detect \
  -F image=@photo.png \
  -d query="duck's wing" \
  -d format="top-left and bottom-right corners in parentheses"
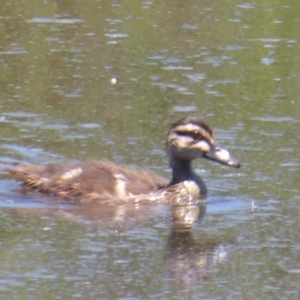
top-left (8, 160), bottom-right (168, 203)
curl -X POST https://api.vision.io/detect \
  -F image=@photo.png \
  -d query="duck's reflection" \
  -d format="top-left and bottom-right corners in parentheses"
top-left (171, 201), bottom-right (206, 230)
top-left (6, 194), bottom-right (235, 287)
top-left (9, 200), bottom-right (165, 228)
top-left (166, 202), bottom-right (236, 287)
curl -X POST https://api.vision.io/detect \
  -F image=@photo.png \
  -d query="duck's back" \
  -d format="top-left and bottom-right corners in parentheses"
top-left (9, 160), bottom-right (168, 203)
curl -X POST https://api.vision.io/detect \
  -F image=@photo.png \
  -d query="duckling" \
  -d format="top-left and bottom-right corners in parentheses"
top-left (4, 117), bottom-right (240, 204)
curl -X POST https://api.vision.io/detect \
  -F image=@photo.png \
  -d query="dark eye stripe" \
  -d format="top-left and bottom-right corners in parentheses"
top-left (176, 131), bottom-right (202, 140)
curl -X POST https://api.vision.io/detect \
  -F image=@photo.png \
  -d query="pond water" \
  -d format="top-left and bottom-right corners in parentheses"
top-left (0, 0), bottom-right (300, 299)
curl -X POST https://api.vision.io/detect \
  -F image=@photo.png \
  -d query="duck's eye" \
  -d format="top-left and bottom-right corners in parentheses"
top-left (191, 131), bottom-right (200, 139)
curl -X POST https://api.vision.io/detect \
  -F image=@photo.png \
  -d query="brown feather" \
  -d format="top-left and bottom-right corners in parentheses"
top-left (4, 116), bottom-right (240, 205)
top-left (9, 160), bottom-right (168, 204)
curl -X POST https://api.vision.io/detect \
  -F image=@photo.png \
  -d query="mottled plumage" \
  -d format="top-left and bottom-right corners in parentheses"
top-left (5, 117), bottom-right (241, 204)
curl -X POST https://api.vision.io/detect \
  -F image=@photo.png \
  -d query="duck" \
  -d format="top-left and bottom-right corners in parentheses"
top-left (4, 116), bottom-right (240, 205)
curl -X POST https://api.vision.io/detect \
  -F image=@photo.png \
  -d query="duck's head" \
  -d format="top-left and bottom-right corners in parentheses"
top-left (166, 116), bottom-right (241, 168)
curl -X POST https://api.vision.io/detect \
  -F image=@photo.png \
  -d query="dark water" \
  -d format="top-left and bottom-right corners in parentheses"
top-left (0, 1), bottom-right (300, 299)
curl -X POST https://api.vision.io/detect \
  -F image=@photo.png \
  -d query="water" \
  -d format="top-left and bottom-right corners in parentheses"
top-left (0, 0), bottom-right (300, 299)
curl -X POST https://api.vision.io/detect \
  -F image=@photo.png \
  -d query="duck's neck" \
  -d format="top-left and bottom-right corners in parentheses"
top-left (170, 158), bottom-right (193, 185)
top-left (169, 158), bottom-right (207, 194)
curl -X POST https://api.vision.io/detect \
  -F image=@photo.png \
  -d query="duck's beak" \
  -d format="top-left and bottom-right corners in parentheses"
top-left (204, 145), bottom-right (241, 168)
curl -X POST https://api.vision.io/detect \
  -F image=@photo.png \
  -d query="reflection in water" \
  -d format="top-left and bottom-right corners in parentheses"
top-left (171, 202), bottom-right (206, 230)
top-left (166, 202), bottom-right (236, 288)
top-left (5, 193), bottom-right (236, 290)
top-left (165, 229), bottom-right (235, 288)
top-left (9, 201), bottom-right (164, 228)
